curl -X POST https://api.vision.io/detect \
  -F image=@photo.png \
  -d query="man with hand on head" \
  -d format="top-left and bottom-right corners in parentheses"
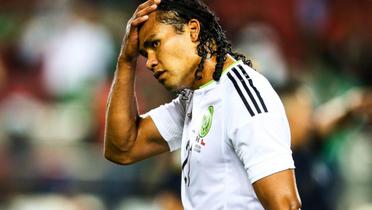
top-left (104, 0), bottom-right (301, 209)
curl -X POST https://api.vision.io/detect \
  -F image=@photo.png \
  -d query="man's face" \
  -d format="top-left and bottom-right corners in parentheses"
top-left (139, 12), bottom-right (200, 91)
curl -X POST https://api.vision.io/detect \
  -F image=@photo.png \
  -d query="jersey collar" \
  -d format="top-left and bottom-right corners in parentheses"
top-left (195, 60), bottom-right (244, 93)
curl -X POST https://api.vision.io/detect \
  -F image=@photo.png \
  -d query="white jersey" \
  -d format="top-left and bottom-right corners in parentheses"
top-left (147, 60), bottom-right (295, 210)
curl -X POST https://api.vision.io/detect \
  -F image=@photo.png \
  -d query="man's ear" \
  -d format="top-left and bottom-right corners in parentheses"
top-left (188, 19), bottom-right (200, 42)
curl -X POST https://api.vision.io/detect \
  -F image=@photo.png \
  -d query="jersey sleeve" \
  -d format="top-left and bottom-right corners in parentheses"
top-left (226, 70), bottom-right (294, 184)
top-left (143, 96), bottom-right (185, 152)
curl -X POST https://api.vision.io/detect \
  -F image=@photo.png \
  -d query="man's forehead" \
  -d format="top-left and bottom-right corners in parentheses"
top-left (139, 11), bottom-right (178, 48)
top-left (139, 12), bottom-right (159, 40)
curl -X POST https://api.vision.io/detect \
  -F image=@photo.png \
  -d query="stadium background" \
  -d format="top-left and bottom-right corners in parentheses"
top-left (0, 0), bottom-right (371, 209)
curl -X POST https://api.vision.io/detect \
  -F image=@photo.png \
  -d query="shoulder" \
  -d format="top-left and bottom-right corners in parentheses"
top-left (221, 62), bottom-right (282, 117)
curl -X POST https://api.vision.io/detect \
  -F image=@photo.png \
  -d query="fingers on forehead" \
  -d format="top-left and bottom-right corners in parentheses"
top-left (138, 0), bottom-right (160, 10)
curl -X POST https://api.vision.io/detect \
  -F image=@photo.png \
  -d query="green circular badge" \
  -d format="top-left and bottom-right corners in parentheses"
top-left (199, 106), bottom-right (214, 138)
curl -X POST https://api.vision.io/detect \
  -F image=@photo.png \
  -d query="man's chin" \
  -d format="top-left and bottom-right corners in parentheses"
top-left (161, 81), bottom-right (183, 92)
top-left (164, 84), bottom-right (180, 92)
top-left (159, 80), bottom-right (174, 91)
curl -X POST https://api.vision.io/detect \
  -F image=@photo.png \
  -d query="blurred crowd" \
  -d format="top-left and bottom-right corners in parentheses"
top-left (0, 0), bottom-right (371, 210)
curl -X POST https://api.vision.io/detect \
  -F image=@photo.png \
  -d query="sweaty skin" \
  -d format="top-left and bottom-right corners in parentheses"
top-left (104, 1), bottom-right (301, 209)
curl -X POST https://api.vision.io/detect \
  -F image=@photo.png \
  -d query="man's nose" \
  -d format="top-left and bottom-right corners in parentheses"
top-left (146, 55), bottom-right (159, 71)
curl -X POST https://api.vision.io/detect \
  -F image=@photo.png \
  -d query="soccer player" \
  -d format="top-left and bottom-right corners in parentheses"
top-left (104, 0), bottom-right (302, 209)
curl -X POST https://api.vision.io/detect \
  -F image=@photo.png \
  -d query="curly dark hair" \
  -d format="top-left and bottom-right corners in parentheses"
top-left (156, 0), bottom-right (252, 81)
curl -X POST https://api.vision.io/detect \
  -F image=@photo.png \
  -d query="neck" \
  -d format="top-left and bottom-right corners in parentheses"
top-left (191, 54), bottom-right (236, 89)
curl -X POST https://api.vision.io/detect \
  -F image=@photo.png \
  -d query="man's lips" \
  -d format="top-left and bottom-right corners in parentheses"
top-left (153, 70), bottom-right (166, 80)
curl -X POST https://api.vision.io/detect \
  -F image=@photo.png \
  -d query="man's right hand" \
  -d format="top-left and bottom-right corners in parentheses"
top-left (119, 0), bottom-right (161, 64)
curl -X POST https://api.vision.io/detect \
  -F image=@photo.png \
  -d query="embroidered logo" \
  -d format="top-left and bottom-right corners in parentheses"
top-left (199, 106), bottom-right (214, 138)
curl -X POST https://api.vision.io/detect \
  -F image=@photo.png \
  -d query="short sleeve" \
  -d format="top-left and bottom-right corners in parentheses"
top-left (143, 96), bottom-right (185, 152)
top-left (229, 113), bottom-right (295, 183)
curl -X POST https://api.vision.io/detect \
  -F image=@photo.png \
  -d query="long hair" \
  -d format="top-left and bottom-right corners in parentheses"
top-left (157, 0), bottom-right (252, 81)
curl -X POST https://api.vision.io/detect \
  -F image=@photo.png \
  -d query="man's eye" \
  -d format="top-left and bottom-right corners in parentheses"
top-left (152, 41), bottom-right (160, 48)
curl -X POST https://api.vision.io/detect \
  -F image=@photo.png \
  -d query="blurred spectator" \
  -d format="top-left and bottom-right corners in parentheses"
top-left (16, 0), bottom-right (116, 145)
top-left (235, 23), bottom-right (289, 87)
top-left (279, 81), bottom-right (336, 210)
top-left (292, 66), bottom-right (372, 210)
top-left (20, 0), bottom-right (114, 99)
top-left (312, 87), bottom-right (372, 210)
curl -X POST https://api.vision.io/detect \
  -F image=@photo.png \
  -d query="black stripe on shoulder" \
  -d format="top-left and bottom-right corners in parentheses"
top-left (231, 67), bottom-right (262, 114)
top-left (238, 65), bottom-right (268, 113)
top-left (227, 72), bottom-right (255, 116)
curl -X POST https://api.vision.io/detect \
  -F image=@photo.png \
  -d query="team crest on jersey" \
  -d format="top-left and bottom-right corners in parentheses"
top-left (199, 106), bottom-right (214, 138)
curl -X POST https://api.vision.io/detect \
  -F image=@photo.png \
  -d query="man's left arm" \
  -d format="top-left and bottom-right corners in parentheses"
top-left (226, 71), bottom-right (301, 209)
top-left (253, 169), bottom-right (301, 210)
